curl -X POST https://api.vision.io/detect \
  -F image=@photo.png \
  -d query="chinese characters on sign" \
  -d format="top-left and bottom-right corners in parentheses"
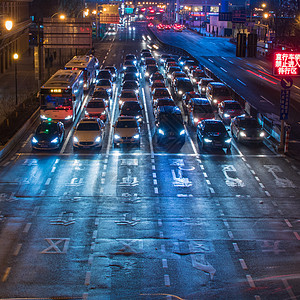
top-left (280, 89), bottom-right (290, 120)
top-left (273, 52), bottom-right (300, 76)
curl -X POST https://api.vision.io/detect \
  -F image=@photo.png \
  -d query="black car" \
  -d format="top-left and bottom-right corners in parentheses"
top-left (122, 80), bottom-right (139, 93)
top-left (96, 70), bottom-right (112, 83)
top-left (197, 119), bottom-right (231, 152)
top-left (120, 101), bottom-right (143, 123)
top-left (149, 72), bottom-right (164, 86)
top-left (32, 120), bottom-right (65, 150)
top-left (174, 78), bottom-right (194, 99)
top-left (145, 65), bottom-right (159, 79)
top-left (104, 66), bottom-right (117, 80)
top-left (155, 106), bottom-right (185, 144)
top-left (92, 88), bottom-right (111, 102)
top-left (123, 66), bottom-right (139, 75)
top-left (123, 72), bottom-right (139, 82)
top-left (231, 115), bottom-right (265, 143)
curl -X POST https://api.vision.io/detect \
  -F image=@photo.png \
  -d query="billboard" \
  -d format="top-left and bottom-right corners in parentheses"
top-left (273, 52), bottom-right (300, 76)
top-left (43, 18), bottom-right (92, 49)
top-left (100, 5), bottom-right (120, 24)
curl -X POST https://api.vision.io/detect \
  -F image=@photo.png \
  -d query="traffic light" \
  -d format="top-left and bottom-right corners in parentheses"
top-left (247, 33), bottom-right (257, 57)
top-left (236, 33), bottom-right (246, 57)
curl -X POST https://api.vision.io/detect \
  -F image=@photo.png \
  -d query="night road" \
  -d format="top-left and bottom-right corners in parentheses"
top-left (0, 23), bottom-right (300, 300)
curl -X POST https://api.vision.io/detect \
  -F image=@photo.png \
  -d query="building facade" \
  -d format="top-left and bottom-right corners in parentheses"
top-left (0, 0), bottom-right (32, 74)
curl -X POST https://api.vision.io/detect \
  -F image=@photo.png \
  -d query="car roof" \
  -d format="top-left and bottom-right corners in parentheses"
top-left (79, 118), bottom-right (99, 123)
top-left (117, 116), bottom-right (137, 121)
top-left (223, 100), bottom-right (240, 104)
top-left (208, 82), bottom-right (227, 87)
top-left (203, 119), bottom-right (223, 124)
top-left (190, 98), bottom-right (210, 105)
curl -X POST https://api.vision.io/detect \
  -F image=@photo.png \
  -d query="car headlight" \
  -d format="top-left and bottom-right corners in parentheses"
top-left (123, 66), bottom-right (127, 70)
top-left (83, 83), bottom-right (87, 88)
top-left (133, 134), bottom-right (140, 139)
top-left (32, 137), bottom-right (38, 143)
top-left (194, 118), bottom-right (199, 123)
top-left (168, 74), bottom-right (171, 78)
top-left (225, 138), bottom-right (231, 143)
top-left (73, 136), bottom-right (78, 143)
top-left (202, 87), bottom-right (206, 91)
top-left (259, 131), bottom-right (265, 137)
top-left (134, 60), bottom-right (137, 64)
top-left (213, 99), bottom-right (218, 104)
top-left (136, 73), bottom-right (139, 77)
top-left (145, 72), bottom-right (149, 77)
top-left (114, 134), bottom-right (121, 140)
top-left (65, 115), bottom-right (72, 120)
top-left (119, 100), bottom-right (123, 105)
top-left (95, 136), bottom-right (101, 143)
top-left (158, 129), bottom-right (164, 135)
top-left (184, 66), bottom-right (188, 70)
top-left (179, 129), bottom-right (185, 135)
top-left (40, 115), bottom-right (47, 120)
top-left (193, 78), bottom-right (196, 83)
top-left (224, 113), bottom-right (230, 118)
top-left (204, 138), bottom-right (212, 143)
top-left (101, 111), bottom-right (106, 115)
top-left (179, 62), bottom-right (184, 66)
top-left (239, 131), bottom-right (247, 137)
top-left (51, 137), bottom-right (59, 143)
top-left (178, 90), bottom-right (183, 95)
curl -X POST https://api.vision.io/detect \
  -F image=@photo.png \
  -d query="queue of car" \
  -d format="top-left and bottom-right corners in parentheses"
top-left (31, 46), bottom-right (264, 153)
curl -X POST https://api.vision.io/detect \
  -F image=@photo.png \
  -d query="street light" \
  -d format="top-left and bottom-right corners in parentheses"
top-left (4, 20), bottom-right (13, 31)
top-left (51, 12), bottom-right (66, 19)
top-left (13, 53), bottom-right (19, 106)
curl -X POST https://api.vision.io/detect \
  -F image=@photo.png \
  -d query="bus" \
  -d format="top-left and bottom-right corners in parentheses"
top-left (64, 55), bottom-right (99, 91)
top-left (39, 69), bottom-right (84, 123)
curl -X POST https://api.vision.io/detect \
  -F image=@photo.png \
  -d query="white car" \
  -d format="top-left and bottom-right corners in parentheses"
top-left (113, 116), bottom-right (140, 147)
top-left (73, 118), bottom-right (105, 149)
top-left (119, 89), bottom-right (139, 108)
top-left (85, 98), bottom-right (108, 122)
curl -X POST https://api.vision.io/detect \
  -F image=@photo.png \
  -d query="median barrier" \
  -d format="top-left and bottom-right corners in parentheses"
top-left (0, 107), bottom-right (40, 162)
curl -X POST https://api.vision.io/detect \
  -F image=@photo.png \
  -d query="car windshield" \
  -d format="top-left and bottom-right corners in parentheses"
top-left (126, 67), bottom-right (138, 73)
top-left (98, 80), bottom-right (110, 86)
top-left (147, 66), bottom-right (158, 72)
top-left (225, 103), bottom-right (242, 110)
top-left (157, 99), bottom-right (175, 106)
top-left (160, 114), bottom-right (183, 128)
top-left (205, 123), bottom-right (227, 133)
top-left (153, 82), bottom-right (165, 88)
top-left (142, 53), bottom-right (152, 58)
top-left (77, 122), bottom-right (99, 131)
top-left (124, 74), bottom-right (138, 80)
top-left (174, 73), bottom-right (186, 78)
top-left (123, 82), bottom-right (138, 89)
top-left (214, 87), bottom-right (230, 97)
top-left (87, 101), bottom-right (105, 108)
top-left (116, 120), bottom-right (137, 128)
top-left (121, 91), bottom-right (136, 98)
top-left (177, 81), bottom-right (193, 90)
top-left (37, 123), bottom-right (57, 134)
top-left (194, 105), bottom-right (213, 113)
top-left (239, 119), bottom-right (260, 128)
top-left (155, 90), bottom-right (170, 97)
top-left (169, 67), bottom-right (181, 73)
top-left (126, 55), bottom-right (136, 60)
top-left (93, 91), bottom-right (108, 98)
top-left (105, 67), bottom-right (115, 74)
top-left (152, 74), bottom-right (163, 80)
top-left (122, 102), bottom-right (141, 110)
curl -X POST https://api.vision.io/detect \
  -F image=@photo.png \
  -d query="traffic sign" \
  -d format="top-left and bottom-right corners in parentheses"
top-left (280, 89), bottom-right (290, 120)
top-left (273, 52), bottom-right (300, 76)
top-left (281, 77), bottom-right (293, 89)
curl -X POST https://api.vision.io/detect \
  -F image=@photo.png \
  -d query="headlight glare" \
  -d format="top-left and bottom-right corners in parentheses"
top-left (158, 129), bottom-right (164, 135)
top-left (204, 138), bottom-right (212, 143)
top-left (179, 129), bottom-right (185, 135)
top-left (51, 137), bottom-right (59, 143)
top-left (32, 137), bottom-right (38, 143)
top-left (225, 138), bottom-right (231, 143)
top-left (73, 136), bottom-right (78, 143)
top-left (114, 134), bottom-right (121, 140)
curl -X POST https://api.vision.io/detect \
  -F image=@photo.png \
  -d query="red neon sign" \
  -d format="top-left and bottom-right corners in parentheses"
top-left (273, 52), bottom-right (300, 76)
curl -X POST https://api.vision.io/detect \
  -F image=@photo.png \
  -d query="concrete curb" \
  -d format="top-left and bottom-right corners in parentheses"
top-left (0, 107), bottom-right (40, 162)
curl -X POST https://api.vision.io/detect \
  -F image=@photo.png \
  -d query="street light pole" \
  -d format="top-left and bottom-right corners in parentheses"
top-left (13, 53), bottom-right (18, 106)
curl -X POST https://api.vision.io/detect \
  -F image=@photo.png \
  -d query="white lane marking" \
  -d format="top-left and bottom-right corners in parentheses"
top-left (259, 183), bottom-right (265, 189)
top-left (233, 243), bottom-right (240, 252)
top-left (237, 78), bottom-right (246, 86)
top-left (13, 243), bottom-right (22, 256)
top-left (45, 178), bottom-right (51, 185)
top-left (228, 231), bottom-right (234, 239)
top-left (161, 244), bottom-right (166, 252)
top-left (203, 172), bottom-right (208, 178)
top-left (239, 259), bottom-right (248, 270)
top-left (106, 83), bottom-right (119, 154)
top-left (293, 85), bottom-right (300, 90)
top-left (221, 56), bottom-right (226, 60)
top-left (22, 134), bottom-right (33, 148)
top-left (23, 223), bottom-right (32, 233)
top-left (154, 187), bottom-right (158, 194)
top-left (51, 167), bottom-right (56, 173)
top-left (158, 219), bottom-right (162, 227)
top-left (260, 95), bottom-right (274, 106)
top-left (152, 173), bottom-right (156, 178)
top-left (220, 67), bottom-right (227, 73)
top-left (153, 179), bottom-right (157, 185)
top-left (282, 279), bottom-right (297, 300)
top-left (152, 165), bottom-right (156, 170)
top-left (265, 191), bottom-right (271, 197)
top-left (228, 60), bottom-right (233, 64)
top-left (208, 58), bottom-right (214, 63)
top-left (285, 219), bottom-right (293, 228)
top-left (85, 271), bottom-right (91, 285)
top-left (142, 87), bottom-right (154, 155)
top-left (246, 275), bottom-right (256, 288)
top-left (1, 267), bottom-right (11, 282)
top-left (164, 274), bottom-right (171, 286)
top-left (162, 259), bottom-right (168, 268)
top-left (231, 140), bottom-right (244, 156)
top-left (206, 179), bottom-right (211, 185)
top-left (209, 187), bottom-right (215, 194)
top-left (293, 232), bottom-right (300, 240)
